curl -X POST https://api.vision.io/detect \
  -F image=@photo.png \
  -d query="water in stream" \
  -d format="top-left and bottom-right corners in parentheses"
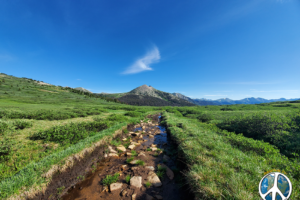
top-left (61, 115), bottom-right (189, 200)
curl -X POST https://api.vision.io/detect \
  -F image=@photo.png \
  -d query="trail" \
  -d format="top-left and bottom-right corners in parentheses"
top-left (61, 114), bottom-right (191, 200)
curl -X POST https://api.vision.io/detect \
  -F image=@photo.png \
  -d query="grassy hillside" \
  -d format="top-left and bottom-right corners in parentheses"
top-left (162, 105), bottom-right (300, 199)
top-left (1, 72), bottom-right (300, 199)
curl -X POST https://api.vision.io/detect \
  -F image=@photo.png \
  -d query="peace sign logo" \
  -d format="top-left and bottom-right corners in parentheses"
top-left (259, 172), bottom-right (292, 200)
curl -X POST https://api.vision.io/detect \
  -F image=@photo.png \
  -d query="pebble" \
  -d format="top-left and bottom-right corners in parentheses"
top-left (132, 194), bottom-right (137, 200)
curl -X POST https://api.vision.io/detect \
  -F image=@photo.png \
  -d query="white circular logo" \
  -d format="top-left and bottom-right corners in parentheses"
top-left (259, 172), bottom-right (292, 200)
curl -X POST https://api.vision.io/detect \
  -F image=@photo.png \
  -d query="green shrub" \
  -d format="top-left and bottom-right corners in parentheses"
top-left (0, 121), bottom-right (9, 134)
top-left (126, 157), bottom-right (134, 163)
top-left (31, 121), bottom-right (110, 145)
top-left (107, 114), bottom-right (128, 122)
top-left (136, 160), bottom-right (145, 166)
top-left (102, 173), bottom-right (120, 186)
top-left (145, 181), bottom-right (151, 188)
top-left (125, 175), bottom-right (131, 183)
top-left (217, 112), bottom-right (300, 157)
top-left (0, 137), bottom-right (16, 161)
top-left (13, 120), bottom-right (33, 130)
top-left (196, 113), bottom-right (213, 122)
top-left (124, 111), bottom-right (141, 117)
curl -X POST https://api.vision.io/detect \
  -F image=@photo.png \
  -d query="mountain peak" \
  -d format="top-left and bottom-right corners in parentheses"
top-left (129, 85), bottom-right (159, 98)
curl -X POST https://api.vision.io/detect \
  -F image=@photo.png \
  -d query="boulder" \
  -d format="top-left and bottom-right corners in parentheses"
top-left (110, 183), bottom-right (122, 192)
top-left (108, 153), bottom-right (118, 157)
top-left (128, 145), bottom-right (135, 150)
top-left (138, 152), bottom-right (146, 157)
top-left (150, 147), bottom-right (157, 151)
top-left (130, 176), bottom-right (142, 188)
top-left (108, 146), bottom-right (117, 153)
top-left (149, 135), bottom-right (154, 138)
top-left (146, 194), bottom-right (155, 200)
top-left (117, 145), bottom-right (126, 152)
top-left (146, 166), bottom-right (155, 171)
top-left (147, 171), bottom-right (162, 187)
top-left (131, 132), bottom-right (140, 137)
top-left (155, 195), bottom-right (163, 199)
top-left (126, 152), bottom-right (132, 156)
top-left (129, 160), bottom-right (139, 165)
top-left (160, 164), bottom-right (174, 180)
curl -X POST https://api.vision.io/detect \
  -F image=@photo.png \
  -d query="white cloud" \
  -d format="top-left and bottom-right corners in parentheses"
top-left (122, 45), bottom-right (160, 74)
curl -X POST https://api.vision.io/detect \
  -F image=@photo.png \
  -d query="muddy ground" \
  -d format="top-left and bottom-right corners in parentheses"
top-left (30, 114), bottom-right (193, 200)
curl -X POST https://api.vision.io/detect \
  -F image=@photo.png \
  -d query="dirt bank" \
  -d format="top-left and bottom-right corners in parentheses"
top-left (30, 114), bottom-right (193, 200)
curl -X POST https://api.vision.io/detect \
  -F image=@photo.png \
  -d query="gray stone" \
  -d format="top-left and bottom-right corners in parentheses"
top-left (138, 152), bottom-right (146, 157)
top-left (110, 183), bottom-right (122, 192)
top-left (146, 166), bottom-right (155, 171)
top-left (130, 176), bottom-right (142, 188)
top-left (155, 195), bottom-right (163, 199)
top-left (108, 146), bottom-right (117, 153)
top-left (147, 171), bottom-right (162, 187)
top-left (108, 153), bottom-right (118, 157)
top-left (160, 164), bottom-right (174, 180)
top-left (117, 145), bottom-right (126, 152)
top-left (128, 144), bottom-right (135, 150)
top-left (146, 194), bottom-right (155, 200)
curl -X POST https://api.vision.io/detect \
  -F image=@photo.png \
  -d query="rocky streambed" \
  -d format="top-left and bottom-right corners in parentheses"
top-left (60, 114), bottom-right (191, 200)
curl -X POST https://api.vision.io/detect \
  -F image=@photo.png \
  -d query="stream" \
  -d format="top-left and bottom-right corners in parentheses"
top-left (61, 114), bottom-right (190, 200)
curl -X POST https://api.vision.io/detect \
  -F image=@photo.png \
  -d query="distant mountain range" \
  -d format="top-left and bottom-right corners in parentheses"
top-left (97, 85), bottom-right (300, 106)
top-left (172, 93), bottom-right (300, 106)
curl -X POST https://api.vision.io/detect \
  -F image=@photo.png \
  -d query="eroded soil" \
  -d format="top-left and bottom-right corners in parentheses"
top-left (31, 114), bottom-right (193, 200)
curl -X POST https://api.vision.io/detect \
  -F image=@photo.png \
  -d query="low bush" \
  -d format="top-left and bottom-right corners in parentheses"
top-left (13, 120), bottom-right (33, 130)
top-left (124, 111), bottom-right (141, 117)
top-left (31, 121), bottom-right (111, 145)
top-left (107, 114), bottom-right (128, 122)
top-left (0, 121), bottom-right (9, 134)
top-left (196, 112), bottom-right (213, 122)
top-left (0, 137), bottom-right (16, 161)
top-left (217, 111), bottom-right (300, 157)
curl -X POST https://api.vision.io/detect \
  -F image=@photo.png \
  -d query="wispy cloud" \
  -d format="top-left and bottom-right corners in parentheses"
top-left (76, 79), bottom-right (81, 81)
top-left (122, 45), bottom-right (160, 74)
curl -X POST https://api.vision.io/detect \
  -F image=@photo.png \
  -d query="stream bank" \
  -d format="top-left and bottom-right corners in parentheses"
top-left (31, 114), bottom-right (193, 200)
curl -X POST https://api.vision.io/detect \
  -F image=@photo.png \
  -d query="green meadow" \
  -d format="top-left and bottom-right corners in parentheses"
top-left (0, 73), bottom-right (300, 199)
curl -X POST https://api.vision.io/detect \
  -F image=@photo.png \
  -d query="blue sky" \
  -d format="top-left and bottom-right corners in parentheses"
top-left (0, 0), bottom-right (299, 100)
